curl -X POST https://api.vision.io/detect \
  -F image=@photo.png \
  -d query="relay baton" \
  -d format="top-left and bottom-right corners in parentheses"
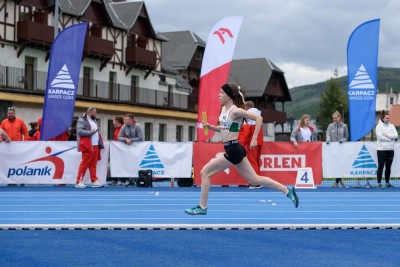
top-left (202, 111), bottom-right (208, 135)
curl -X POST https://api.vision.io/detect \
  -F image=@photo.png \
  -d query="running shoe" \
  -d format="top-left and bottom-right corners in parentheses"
top-left (92, 180), bottom-right (104, 188)
top-left (287, 186), bottom-right (299, 208)
top-left (377, 183), bottom-right (383, 189)
top-left (108, 180), bottom-right (117, 186)
top-left (184, 205), bottom-right (207, 215)
top-left (247, 185), bottom-right (262, 190)
top-left (75, 181), bottom-right (86, 188)
top-left (386, 183), bottom-right (395, 188)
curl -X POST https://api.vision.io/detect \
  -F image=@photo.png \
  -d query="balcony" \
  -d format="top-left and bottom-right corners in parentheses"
top-left (84, 35), bottom-right (114, 60)
top-left (0, 65), bottom-right (196, 112)
top-left (260, 109), bottom-right (287, 124)
top-left (17, 20), bottom-right (54, 50)
top-left (125, 46), bottom-right (157, 69)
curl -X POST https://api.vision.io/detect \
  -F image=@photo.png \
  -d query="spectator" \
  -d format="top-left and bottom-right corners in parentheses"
top-left (36, 118), bottom-right (69, 141)
top-left (375, 110), bottom-right (398, 189)
top-left (238, 101), bottom-right (263, 189)
top-left (113, 115), bottom-right (124, 142)
top-left (290, 114), bottom-right (317, 148)
top-left (118, 113), bottom-right (144, 144)
top-left (0, 106), bottom-right (29, 141)
top-left (109, 115), bottom-right (124, 186)
top-left (0, 129), bottom-right (11, 143)
top-left (326, 111), bottom-right (349, 188)
top-left (27, 121), bottom-right (40, 141)
top-left (68, 119), bottom-right (78, 141)
top-left (0, 106), bottom-right (28, 186)
top-left (75, 107), bottom-right (104, 188)
top-left (118, 114), bottom-right (144, 186)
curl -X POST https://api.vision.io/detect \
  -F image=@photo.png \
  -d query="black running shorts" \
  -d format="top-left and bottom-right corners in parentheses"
top-left (223, 140), bottom-right (246, 165)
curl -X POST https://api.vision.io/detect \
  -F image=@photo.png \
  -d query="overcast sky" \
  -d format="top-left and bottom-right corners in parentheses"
top-left (143, 0), bottom-right (400, 88)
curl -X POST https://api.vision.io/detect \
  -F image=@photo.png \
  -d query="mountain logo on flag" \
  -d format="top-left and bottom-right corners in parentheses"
top-left (139, 144), bottom-right (165, 169)
top-left (349, 64), bottom-right (375, 90)
top-left (50, 64), bottom-right (75, 89)
top-left (351, 145), bottom-right (377, 168)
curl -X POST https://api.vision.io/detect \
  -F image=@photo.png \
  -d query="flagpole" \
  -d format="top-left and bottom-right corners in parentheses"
top-left (54, 0), bottom-right (59, 38)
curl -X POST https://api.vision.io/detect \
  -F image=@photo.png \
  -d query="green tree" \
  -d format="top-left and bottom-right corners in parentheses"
top-left (317, 76), bottom-right (348, 136)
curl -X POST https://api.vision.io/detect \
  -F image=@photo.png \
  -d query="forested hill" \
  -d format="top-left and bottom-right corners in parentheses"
top-left (282, 67), bottom-right (400, 119)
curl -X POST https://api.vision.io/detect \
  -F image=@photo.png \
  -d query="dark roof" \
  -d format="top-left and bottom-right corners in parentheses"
top-left (104, 0), bottom-right (143, 31)
top-left (160, 31), bottom-right (206, 73)
top-left (228, 58), bottom-right (290, 100)
top-left (59, 0), bottom-right (159, 38)
top-left (59, 0), bottom-right (92, 16)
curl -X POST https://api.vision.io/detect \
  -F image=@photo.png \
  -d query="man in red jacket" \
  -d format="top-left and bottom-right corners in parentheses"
top-left (0, 106), bottom-right (28, 186)
top-left (0, 106), bottom-right (29, 141)
top-left (238, 101), bottom-right (263, 189)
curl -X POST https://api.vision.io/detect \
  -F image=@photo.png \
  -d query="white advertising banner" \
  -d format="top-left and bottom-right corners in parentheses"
top-left (323, 141), bottom-right (400, 178)
top-left (0, 141), bottom-right (109, 184)
top-left (110, 141), bottom-right (193, 178)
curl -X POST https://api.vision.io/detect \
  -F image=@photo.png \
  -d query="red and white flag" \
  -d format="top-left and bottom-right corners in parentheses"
top-left (197, 16), bottom-right (243, 141)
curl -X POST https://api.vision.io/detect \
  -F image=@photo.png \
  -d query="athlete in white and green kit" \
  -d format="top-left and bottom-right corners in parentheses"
top-left (185, 83), bottom-right (299, 215)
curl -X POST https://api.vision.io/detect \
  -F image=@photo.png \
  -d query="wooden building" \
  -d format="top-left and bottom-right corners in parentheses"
top-left (0, 0), bottom-right (291, 142)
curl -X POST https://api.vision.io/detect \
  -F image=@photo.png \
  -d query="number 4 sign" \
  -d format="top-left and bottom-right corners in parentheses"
top-left (295, 167), bottom-right (316, 189)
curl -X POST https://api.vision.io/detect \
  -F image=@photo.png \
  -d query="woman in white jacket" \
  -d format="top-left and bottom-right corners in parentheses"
top-left (375, 110), bottom-right (398, 189)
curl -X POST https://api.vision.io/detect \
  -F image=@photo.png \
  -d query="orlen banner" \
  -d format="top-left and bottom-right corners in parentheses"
top-left (193, 142), bottom-right (322, 185)
top-left (0, 142), bottom-right (109, 184)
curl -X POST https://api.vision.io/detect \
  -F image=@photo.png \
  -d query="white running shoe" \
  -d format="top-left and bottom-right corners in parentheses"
top-left (75, 181), bottom-right (86, 188)
top-left (247, 185), bottom-right (262, 190)
top-left (92, 180), bottom-right (104, 188)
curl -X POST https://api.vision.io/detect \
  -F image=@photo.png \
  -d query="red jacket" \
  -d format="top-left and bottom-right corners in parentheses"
top-left (238, 124), bottom-right (263, 148)
top-left (0, 117), bottom-right (29, 141)
top-left (113, 125), bottom-right (122, 141)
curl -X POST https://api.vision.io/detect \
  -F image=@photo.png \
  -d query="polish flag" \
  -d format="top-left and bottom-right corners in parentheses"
top-left (197, 16), bottom-right (243, 141)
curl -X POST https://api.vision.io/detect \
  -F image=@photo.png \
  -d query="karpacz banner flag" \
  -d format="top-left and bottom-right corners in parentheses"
top-left (40, 23), bottom-right (88, 140)
top-left (197, 16), bottom-right (243, 141)
top-left (347, 19), bottom-right (380, 141)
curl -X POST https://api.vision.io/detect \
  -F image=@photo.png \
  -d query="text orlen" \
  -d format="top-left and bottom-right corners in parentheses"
top-left (7, 166), bottom-right (52, 178)
top-left (260, 155), bottom-right (305, 171)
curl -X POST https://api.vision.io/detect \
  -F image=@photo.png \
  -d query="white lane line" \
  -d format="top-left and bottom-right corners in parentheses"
top-left (1, 217), bottom-right (400, 221)
top-left (2, 210), bottom-right (399, 213)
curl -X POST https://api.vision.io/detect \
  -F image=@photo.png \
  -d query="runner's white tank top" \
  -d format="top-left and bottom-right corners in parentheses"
top-left (219, 105), bottom-right (242, 133)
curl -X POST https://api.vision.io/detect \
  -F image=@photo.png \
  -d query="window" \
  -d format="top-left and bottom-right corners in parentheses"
top-left (19, 6), bottom-right (32, 21)
top-left (159, 75), bottom-right (166, 83)
top-left (145, 123), bottom-right (153, 141)
top-left (109, 71), bottom-right (117, 99)
top-left (176, 125), bottom-right (183, 142)
top-left (90, 25), bottom-right (102, 38)
top-left (24, 56), bottom-right (35, 90)
top-left (390, 97), bottom-right (394, 105)
top-left (83, 67), bottom-right (92, 97)
top-left (188, 126), bottom-right (195, 141)
top-left (159, 123), bottom-right (166, 141)
top-left (167, 84), bottom-right (173, 106)
top-left (137, 36), bottom-right (148, 49)
top-left (107, 119), bottom-right (114, 140)
top-left (131, 75), bottom-right (138, 102)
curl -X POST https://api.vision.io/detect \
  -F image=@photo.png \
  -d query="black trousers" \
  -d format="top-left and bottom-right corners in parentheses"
top-left (377, 150), bottom-right (394, 183)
